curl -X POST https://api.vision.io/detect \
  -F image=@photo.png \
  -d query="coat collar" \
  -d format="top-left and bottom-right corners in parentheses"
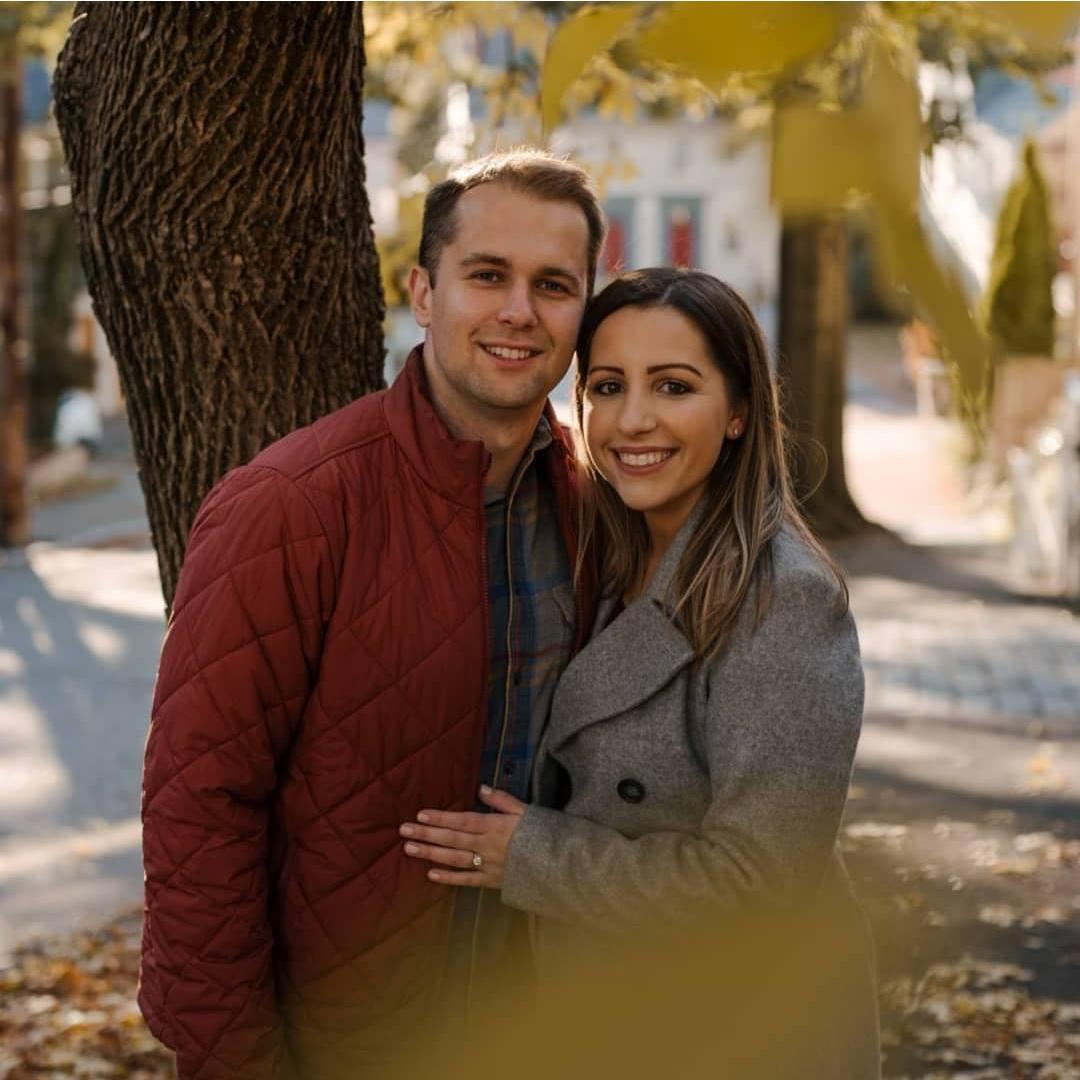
top-left (382, 345), bottom-right (572, 508)
top-left (543, 500), bottom-right (706, 751)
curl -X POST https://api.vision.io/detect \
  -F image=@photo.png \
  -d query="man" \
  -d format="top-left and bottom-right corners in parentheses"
top-left (138, 150), bottom-right (604, 1079)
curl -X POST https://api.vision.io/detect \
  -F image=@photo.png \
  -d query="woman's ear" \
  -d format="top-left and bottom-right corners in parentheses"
top-left (726, 408), bottom-right (748, 440)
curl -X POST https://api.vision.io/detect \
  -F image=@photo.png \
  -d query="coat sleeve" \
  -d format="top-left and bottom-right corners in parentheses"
top-left (501, 568), bottom-right (863, 930)
top-left (138, 465), bottom-right (333, 1080)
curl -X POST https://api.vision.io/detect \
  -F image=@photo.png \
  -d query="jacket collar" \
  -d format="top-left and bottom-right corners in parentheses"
top-left (543, 500), bottom-right (706, 751)
top-left (383, 345), bottom-right (572, 508)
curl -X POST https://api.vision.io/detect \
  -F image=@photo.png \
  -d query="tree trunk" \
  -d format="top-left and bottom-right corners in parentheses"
top-left (777, 215), bottom-right (868, 537)
top-left (53, 2), bottom-right (385, 606)
top-left (0, 34), bottom-right (28, 548)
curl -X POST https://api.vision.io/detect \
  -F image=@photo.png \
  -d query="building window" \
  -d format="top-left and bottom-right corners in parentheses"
top-left (661, 197), bottom-right (702, 269)
top-left (602, 197), bottom-right (635, 277)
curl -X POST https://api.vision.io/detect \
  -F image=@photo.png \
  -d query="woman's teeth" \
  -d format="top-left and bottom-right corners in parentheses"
top-left (617, 450), bottom-right (674, 467)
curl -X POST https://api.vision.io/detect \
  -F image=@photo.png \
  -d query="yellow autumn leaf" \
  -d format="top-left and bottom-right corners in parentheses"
top-left (541, 2), bottom-right (644, 131)
top-left (635, 1), bottom-right (850, 92)
top-left (978, 1), bottom-right (1080, 48)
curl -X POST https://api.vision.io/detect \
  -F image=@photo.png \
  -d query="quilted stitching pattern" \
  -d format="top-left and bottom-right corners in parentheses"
top-left (140, 377), bottom-right (498, 1078)
top-left (141, 356), bottom-right (584, 1078)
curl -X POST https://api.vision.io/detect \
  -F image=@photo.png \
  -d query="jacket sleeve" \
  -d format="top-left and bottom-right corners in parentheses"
top-left (138, 465), bottom-right (333, 1079)
top-left (501, 569), bottom-right (863, 930)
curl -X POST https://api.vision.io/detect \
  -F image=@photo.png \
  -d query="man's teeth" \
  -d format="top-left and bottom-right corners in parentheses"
top-left (618, 451), bottom-right (673, 467)
top-left (486, 345), bottom-right (535, 360)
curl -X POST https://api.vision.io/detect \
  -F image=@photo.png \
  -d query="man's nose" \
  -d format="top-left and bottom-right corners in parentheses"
top-left (497, 279), bottom-right (539, 328)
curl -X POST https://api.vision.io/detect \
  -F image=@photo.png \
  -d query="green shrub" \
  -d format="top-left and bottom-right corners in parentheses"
top-left (982, 138), bottom-right (1056, 358)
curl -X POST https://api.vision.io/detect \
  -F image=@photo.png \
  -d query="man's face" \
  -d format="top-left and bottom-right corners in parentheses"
top-left (408, 183), bottom-right (589, 427)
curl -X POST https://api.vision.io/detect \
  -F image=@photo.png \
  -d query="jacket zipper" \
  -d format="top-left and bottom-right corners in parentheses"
top-left (552, 438), bottom-right (589, 653)
top-left (466, 470), bottom-right (519, 1012)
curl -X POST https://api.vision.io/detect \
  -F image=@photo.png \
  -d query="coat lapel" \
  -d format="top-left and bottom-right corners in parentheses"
top-left (543, 503), bottom-right (705, 752)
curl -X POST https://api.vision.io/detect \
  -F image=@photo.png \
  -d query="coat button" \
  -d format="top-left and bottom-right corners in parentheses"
top-left (617, 778), bottom-right (646, 804)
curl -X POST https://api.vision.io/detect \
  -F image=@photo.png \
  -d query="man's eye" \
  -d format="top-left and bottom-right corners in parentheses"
top-left (539, 279), bottom-right (569, 294)
top-left (471, 270), bottom-right (501, 282)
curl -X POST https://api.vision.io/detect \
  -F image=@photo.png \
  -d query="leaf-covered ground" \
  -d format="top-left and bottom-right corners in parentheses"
top-left (842, 781), bottom-right (1080, 1080)
top-left (1, 798), bottom-right (1077, 1078)
top-left (0, 912), bottom-right (169, 1078)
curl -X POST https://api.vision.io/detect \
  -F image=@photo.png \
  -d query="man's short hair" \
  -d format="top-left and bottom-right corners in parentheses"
top-left (419, 149), bottom-right (606, 294)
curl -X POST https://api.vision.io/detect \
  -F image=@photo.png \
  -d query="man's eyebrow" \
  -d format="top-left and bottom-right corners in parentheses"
top-left (459, 253), bottom-right (511, 268)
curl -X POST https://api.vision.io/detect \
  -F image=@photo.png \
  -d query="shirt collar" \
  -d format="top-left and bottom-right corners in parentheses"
top-left (483, 415), bottom-right (554, 507)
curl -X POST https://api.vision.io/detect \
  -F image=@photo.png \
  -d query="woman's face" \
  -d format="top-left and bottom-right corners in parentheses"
top-left (583, 304), bottom-right (745, 537)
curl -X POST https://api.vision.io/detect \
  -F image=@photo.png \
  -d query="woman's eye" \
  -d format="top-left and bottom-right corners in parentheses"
top-left (659, 379), bottom-right (692, 395)
top-left (589, 380), bottom-right (621, 396)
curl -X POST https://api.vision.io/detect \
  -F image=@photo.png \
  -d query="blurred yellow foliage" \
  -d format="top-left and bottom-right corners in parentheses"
top-left (540, 1), bottom-right (1080, 433)
top-left (636, 1), bottom-right (850, 92)
top-left (540, 3), bottom-right (643, 131)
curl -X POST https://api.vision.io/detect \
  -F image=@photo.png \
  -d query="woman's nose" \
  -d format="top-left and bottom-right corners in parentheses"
top-left (617, 391), bottom-right (657, 433)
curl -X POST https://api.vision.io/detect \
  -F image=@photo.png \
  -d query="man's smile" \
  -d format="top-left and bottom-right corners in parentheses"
top-left (480, 342), bottom-right (543, 361)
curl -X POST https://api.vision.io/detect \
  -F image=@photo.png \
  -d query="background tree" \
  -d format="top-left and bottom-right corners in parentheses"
top-left (53, 2), bottom-right (385, 607)
top-left (0, 17), bottom-right (26, 547)
top-left (0, 3), bottom-right (92, 547)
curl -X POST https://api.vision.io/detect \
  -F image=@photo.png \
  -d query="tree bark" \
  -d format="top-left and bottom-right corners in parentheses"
top-left (53, 2), bottom-right (385, 606)
top-left (0, 34), bottom-right (28, 548)
top-left (777, 215), bottom-right (868, 537)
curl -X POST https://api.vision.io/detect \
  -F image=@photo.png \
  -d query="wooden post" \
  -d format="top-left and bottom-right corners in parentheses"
top-left (0, 31), bottom-right (27, 547)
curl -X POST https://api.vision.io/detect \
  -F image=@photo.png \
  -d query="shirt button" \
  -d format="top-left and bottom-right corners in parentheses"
top-left (617, 778), bottom-right (646, 804)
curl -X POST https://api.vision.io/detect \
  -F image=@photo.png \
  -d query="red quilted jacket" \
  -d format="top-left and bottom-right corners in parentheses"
top-left (139, 348), bottom-right (586, 1079)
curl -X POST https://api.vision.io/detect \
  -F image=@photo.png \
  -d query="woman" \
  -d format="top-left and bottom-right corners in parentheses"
top-left (401, 268), bottom-right (879, 1077)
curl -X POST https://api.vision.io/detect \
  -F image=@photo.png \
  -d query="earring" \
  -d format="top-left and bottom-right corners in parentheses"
top-left (729, 423), bottom-right (741, 438)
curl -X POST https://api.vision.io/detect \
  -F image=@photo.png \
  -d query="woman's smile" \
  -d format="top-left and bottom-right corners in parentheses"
top-left (611, 446), bottom-right (677, 472)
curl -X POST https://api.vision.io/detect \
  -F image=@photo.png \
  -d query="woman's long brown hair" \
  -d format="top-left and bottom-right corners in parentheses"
top-left (574, 268), bottom-right (847, 662)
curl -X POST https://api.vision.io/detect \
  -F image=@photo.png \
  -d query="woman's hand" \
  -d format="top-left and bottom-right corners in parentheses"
top-left (400, 785), bottom-right (525, 889)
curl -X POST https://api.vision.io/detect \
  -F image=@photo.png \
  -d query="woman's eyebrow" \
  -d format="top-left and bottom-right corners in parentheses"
top-left (588, 364), bottom-right (623, 375)
top-left (646, 363), bottom-right (703, 376)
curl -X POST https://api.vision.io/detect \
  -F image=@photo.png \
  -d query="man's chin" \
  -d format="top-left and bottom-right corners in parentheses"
top-left (472, 378), bottom-right (554, 414)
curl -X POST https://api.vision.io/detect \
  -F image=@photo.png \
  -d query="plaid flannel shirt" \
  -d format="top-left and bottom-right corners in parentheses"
top-left (444, 415), bottom-right (575, 1023)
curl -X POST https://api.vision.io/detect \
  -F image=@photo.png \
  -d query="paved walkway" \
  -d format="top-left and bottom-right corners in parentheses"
top-left (840, 325), bottom-right (1079, 812)
top-left (0, 324), bottom-right (1076, 964)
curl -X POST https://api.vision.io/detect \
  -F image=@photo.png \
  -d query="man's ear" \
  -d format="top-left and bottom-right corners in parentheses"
top-left (408, 265), bottom-right (433, 328)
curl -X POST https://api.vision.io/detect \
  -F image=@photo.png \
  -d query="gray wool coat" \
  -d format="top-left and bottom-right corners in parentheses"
top-left (502, 509), bottom-right (881, 1079)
